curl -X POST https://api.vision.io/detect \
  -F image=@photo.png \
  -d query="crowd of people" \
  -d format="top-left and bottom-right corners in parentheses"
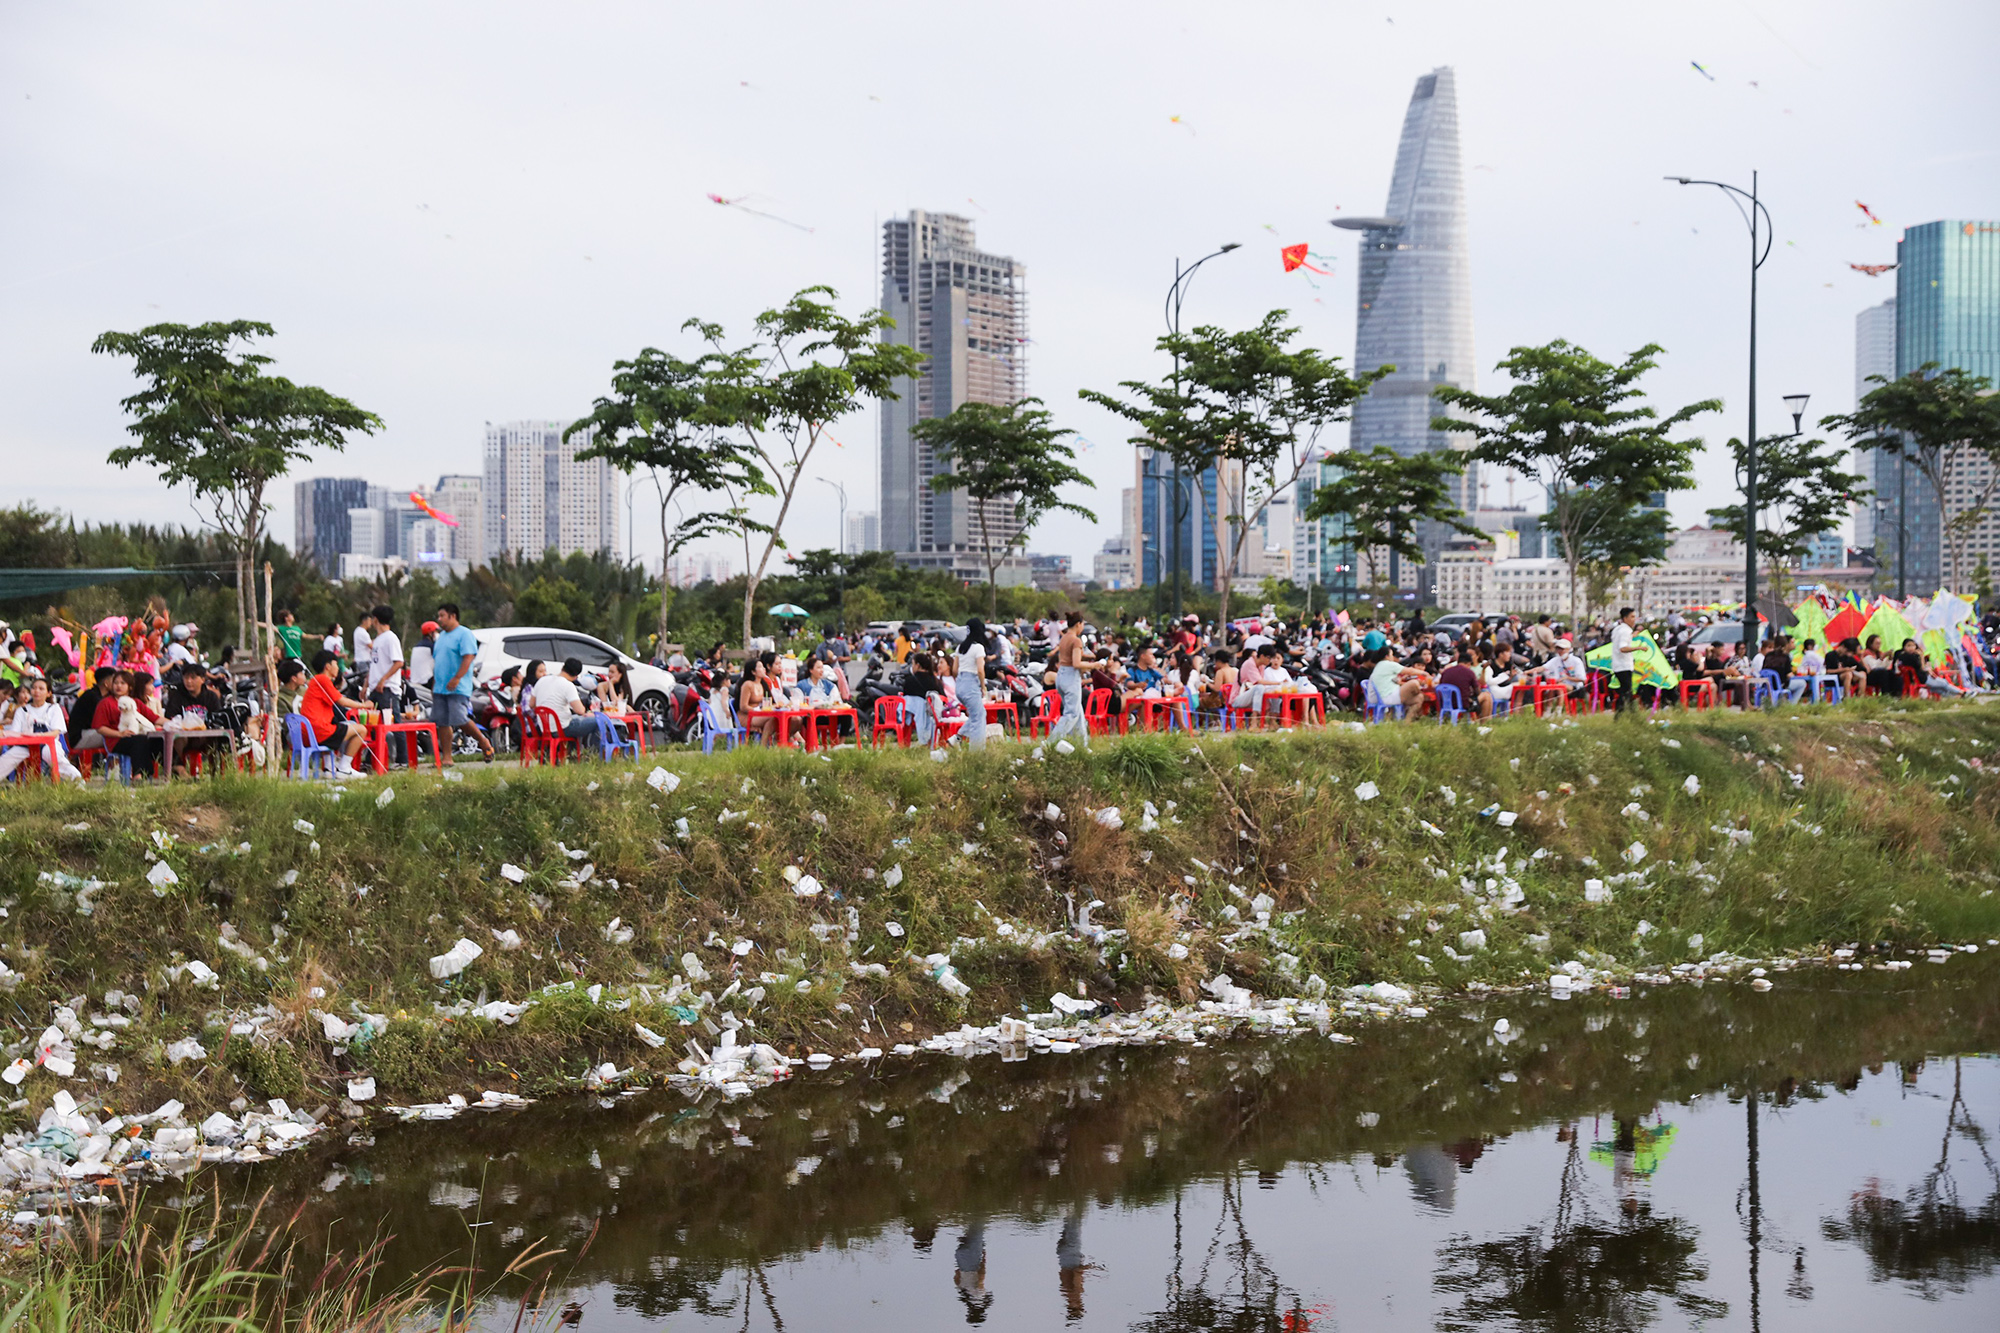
top-left (2, 591), bottom-right (1994, 784)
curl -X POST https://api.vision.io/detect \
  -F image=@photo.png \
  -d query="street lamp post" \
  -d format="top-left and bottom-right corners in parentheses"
top-left (1164, 244), bottom-right (1240, 624)
top-left (1669, 173), bottom-right (1775, 647)
top-left (1876, 482), bottom-right (1910, 599)
top-left (817, 476), bottom-right (848, 555)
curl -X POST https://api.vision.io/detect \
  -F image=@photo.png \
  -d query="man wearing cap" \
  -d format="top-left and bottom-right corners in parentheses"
top-left (1526, 636), bottom-right (1589, 705)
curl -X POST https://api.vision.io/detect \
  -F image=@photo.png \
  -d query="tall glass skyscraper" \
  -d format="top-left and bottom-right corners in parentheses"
top-left (1335, 66), bottom-right (1476, 598)
top-left (1884, 221), bottom-right (2000, 591)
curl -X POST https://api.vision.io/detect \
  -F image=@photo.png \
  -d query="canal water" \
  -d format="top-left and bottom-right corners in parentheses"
top-left (216, 953), bottom-right (2000, 1330)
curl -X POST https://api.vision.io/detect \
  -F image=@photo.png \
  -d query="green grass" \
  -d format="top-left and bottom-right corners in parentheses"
top-left (1, 696), bottom-right (1997, 1117)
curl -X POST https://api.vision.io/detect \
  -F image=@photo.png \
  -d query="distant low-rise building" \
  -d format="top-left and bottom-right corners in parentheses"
top-left (1027, 553), bottom-right (1072, 590)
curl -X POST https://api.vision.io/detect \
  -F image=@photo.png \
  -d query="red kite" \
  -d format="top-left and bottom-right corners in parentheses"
top-left (1281, 243), bottom-right (1333, 275)
top-left (705, 192), bottom-right (813, 232)
top-left (1855, 201), bottom-right (1883, 226)
top-left (1849, 263), bottom-right (1897, 277)
top-left (409, 492), bottom-right (460, 528)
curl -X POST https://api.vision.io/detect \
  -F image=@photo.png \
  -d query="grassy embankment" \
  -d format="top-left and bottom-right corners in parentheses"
top-left (1, 696), bottom-right (1997, 1118)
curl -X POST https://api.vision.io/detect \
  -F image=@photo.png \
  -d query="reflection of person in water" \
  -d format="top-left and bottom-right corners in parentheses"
top-left (1057, 1204), bottom-right (1089, 1320)
top-left (954, 1217), bottom-right (994, 1323)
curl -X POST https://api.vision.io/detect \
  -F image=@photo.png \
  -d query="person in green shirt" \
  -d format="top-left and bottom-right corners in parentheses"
top-left (274, 608), bottom-right (305, 660)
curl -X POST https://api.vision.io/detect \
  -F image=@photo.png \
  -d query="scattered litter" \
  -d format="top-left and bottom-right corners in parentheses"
top-left (1354, 781), bottom-right (1380, 802)
top-left (647, 767), bottom-right (680, 793)
top-left (428, 938), bottom-right (484, 980)
top-left (500, 863), bottom-right (526, 883)
top-left (375, 787), bottom-right (395, 809)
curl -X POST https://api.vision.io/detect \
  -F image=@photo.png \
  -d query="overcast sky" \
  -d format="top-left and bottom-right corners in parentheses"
top-left (4, 0), bottom-right (1996, 575)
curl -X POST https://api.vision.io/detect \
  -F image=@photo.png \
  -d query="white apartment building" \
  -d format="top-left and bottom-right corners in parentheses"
top-left (1438, 527), bottom-right (1751, 619)
top-left (428, 474), bottom-right (485, 564)
top-left (482, 421), bottom-right (620, 562)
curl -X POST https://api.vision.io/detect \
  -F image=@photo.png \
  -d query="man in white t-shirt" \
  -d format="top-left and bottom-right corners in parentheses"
top-left (1608, 607), bottom-right (1639, 716)
top-left (533, 656), bottom-right (624, 746)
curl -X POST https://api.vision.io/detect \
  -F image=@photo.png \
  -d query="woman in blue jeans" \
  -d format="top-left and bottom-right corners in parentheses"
top-left (955, 618), bottom-right (993, 749)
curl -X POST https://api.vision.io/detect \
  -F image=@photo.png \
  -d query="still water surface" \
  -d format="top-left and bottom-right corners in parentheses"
top-left (228, 955), bottom-right (2000, 1330)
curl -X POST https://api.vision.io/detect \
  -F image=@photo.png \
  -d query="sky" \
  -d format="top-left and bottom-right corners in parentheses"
top-left (4, 0), bottom-right (1997, 577)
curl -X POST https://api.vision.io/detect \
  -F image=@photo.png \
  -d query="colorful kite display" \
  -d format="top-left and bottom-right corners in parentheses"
top-left (409, 492), bottom-right (460, 528)
top-left (1281, 243), bottom-right (1333, 275)
top-left (1855, 201), bottom-right (1884, 226)
top-left (705, 193), bottom-right (813, 233)
top-left (1849, 262), bottom-right (1897, 277)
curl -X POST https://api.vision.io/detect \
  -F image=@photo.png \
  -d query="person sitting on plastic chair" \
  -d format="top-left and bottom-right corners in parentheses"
top-left (534, 657), bottom-right (627, 750)
top-left (0, 678), bottom-right (82, 782)
top-left (1366, 651), bottom-right (1427, 719)
top-left (902, 651), bottom-right (945, 746)
top-left (300, 650), bottom-right (373, 778)
top-left (1438, 646), bottom-right (1492, 720)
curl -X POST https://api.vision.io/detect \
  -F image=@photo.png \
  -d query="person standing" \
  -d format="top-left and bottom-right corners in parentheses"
top-left (360, 604), bottom-right (413, 761)
top-left (953, 618), bottom-right (992, 750)
top-left (1609, 607), bottom-right (1639, 716)
top-left (273, 608), bottom-right (304, 661)
top-left (1047, 610), bottom-right (1093, 745)
top-left (428, 603), bottom-right (494, 760)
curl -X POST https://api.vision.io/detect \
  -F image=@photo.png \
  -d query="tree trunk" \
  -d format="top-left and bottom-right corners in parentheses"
top-left (980, 504), bottom-right (1000, 619)
top-left (655, 490), bottom-right (677, 651)
top-left (742, 446), bottom-right (814, 649)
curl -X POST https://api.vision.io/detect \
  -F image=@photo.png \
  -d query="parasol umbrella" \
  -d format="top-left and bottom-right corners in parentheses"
top-left (767, 604), bottom-right (810, 618)
top-left (1751, 594), bottom-right (1797, 631)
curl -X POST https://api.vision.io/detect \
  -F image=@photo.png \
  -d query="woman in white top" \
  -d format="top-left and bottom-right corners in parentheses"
top-left (0, 677), bottom-right (82, 782)
top-left (954, 618), bottom-right (991, 749)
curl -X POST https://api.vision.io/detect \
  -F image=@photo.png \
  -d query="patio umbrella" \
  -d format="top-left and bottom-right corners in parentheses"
top-left (767, 604), bottom-right (810, 618)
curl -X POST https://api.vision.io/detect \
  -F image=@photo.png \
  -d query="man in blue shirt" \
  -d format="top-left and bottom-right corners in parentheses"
top-left (429, 602), bottom-right (494, 761)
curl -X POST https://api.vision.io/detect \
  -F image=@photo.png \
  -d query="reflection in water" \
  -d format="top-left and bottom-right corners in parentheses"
top-left (180, 956), bottom-right (2000, 1328)
top-left (1435, 1122), bottom-right (1728, 1331)
top-left (1821, 1057), bottom-right (2000, 1297)
top-left (1132, 1179), bottom-right (1320, 1333)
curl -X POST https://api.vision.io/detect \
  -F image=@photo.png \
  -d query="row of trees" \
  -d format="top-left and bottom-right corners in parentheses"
top-left (81, 294), bottom-right (2000, 659)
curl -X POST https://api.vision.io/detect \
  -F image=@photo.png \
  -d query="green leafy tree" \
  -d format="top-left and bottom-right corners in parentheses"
top-left (91, 320), bottom-right (381, 652)
top-left (567, 340), bottom-right (767, 649)
top-left (1433, 340), bottom-right (1716, 623)
top-left (1302, 446), bottom-right (1478, 597)
top-left (1822, 365), bottom-right (2000, 595)
top-left (1706, 433), bottom-right (1869, 602)
top-left (699, 287), bottom-right (925, 648)
top-left (1083, 312), bottom-right (1386, 631)
top-left (914, 398), bottom-right (1096, 616)
top-left (513, 575), bottom-right (597, 632)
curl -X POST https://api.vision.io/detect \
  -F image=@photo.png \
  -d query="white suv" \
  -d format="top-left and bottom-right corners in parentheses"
top-left (471, 627), bottom-right (679, 735)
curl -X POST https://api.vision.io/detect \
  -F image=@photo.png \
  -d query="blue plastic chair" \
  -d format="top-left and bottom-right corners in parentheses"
top-left (1434, 682), bottom-right (1470, 724)
top-left (591, 712), bottom-right (639, 762)
top-left (1808, 674), bottom-right (1844, 704)
top-left (1362, 678), bottom-right (1405, 722)
top-left (1754, 670), bottom-right (1784, 709)
top-left (698, 696), bottom-right (745, 754)
top-left (284, 713), bottom-right (336, 779)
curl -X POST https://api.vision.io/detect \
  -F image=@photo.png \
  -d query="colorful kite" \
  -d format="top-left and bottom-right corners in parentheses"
top-left (1849, 262), bottom-right (1897, 277)
top-left (704, 193), bottom-right (813, 233)
top-left (1281, 243), bottom-right (1333, 275)
top-left (1855, 201), bottom-right (1883, 226)
top-left (409, 492), bottom-right (460, 527)
top-left (1689, 61), bottom-right (1715, 81)
top-left (1169, 115), bottom-right (1195, 135)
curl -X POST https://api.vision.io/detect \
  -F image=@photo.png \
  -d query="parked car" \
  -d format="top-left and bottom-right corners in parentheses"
top-left (471, 627), bottom-right (679, 737)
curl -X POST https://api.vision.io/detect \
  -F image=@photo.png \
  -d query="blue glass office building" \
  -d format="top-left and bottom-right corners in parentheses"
top-left (1879, 221), bottom-right (2000, 591)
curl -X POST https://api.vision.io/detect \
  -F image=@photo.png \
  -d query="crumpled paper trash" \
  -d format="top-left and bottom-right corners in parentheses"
top-left (428, 938), bottom-right (484, 979)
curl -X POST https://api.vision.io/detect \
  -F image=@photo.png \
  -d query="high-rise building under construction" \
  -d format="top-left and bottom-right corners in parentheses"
top-left (878, 211), bottom-right (1032, 584)
top-left (1335, 66), bottom-right (1477, 598)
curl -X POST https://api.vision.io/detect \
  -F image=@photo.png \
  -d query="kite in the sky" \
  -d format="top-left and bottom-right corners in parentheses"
top-left (1169, 115), bottom-right (1195, 135)
top-left (1689, 61), bottom-right (1715, 81)
top-left (1856, 201), bottom-right (1884, 226)
top-left (705, 193), bottom-right (814, 232)
top-left (409, 493), bottom-right (459, 527)
top-left (1281, 243), bottom-right (1333, 276)
top-left (1849, 262), bottom-right (1898, 277)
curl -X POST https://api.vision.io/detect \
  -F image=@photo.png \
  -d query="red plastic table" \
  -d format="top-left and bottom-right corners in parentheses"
top-left (609, 711), bottom-right (648, 755)
top-left (370, 720), bottom-right (442, 773)
top-left (1267, 692), bottom-right (1323, 728)
top-left (0, 734), bottom-right (63, 782)
top-left (984, 700), bottom-right (1020, 736)
top-left (746, 707), bottom-right (854, 751)
top-left (1531, 680), bottom-right (1578, 717)
top-left (1121, 697), bottom-right (1178, 732)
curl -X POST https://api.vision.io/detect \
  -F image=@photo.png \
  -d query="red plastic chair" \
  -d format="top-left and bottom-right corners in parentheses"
top-left (1679, 679), bottom-right (1717, 711)
top-left (871, 696), bottom-right (912, 748)
top-left (1085, 687), bottom-right (1116, 736)
top-left (1028, 691), bottom-right (1060, 738)
top-left (520, 706), bottom-right (579, 766)
top-left (1898, 665), bottom-right (1932, 700)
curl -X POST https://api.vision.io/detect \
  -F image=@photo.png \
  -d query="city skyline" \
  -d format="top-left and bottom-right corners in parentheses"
top-left (4, 2), bottom-right (1995, 575)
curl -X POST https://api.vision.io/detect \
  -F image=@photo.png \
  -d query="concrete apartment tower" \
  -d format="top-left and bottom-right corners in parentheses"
top-left (878, 211), bottom-right (1032, 584)
top-left (481, 421), bottom-right (620, 562)
top-left (1335, 66), bottom-right (1477, 599)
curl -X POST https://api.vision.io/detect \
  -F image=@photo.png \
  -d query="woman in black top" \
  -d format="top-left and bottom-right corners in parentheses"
top-left (902, 651), bottom-right (944, 744)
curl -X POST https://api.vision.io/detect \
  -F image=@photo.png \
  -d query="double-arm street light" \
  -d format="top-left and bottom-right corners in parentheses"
top-left (1668, 172), bottom-right (1784, 645)
top-left (1163, 243), bottom-right (1240, 621)
top-left (817, 476), bottom-right (848, 555)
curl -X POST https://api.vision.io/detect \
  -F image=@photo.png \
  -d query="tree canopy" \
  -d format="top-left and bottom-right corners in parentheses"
top-left (1301, 446), bottom-right (1477, 594)
top-left (916, 398), bottom-right (1096, 616)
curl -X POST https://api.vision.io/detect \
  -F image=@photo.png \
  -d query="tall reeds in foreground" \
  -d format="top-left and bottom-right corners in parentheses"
top-left (0, 1186), bottom-right (585, 1333)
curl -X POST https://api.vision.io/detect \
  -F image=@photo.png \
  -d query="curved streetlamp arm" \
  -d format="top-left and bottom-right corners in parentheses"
top-left (1165, 245), bottom-right (1241, 335)
top-left (1665, 177), bottom-right (1775, 268)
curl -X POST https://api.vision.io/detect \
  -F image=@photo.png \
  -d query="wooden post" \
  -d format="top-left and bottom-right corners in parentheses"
top-left (262, 561), bottom-right (279, 774)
